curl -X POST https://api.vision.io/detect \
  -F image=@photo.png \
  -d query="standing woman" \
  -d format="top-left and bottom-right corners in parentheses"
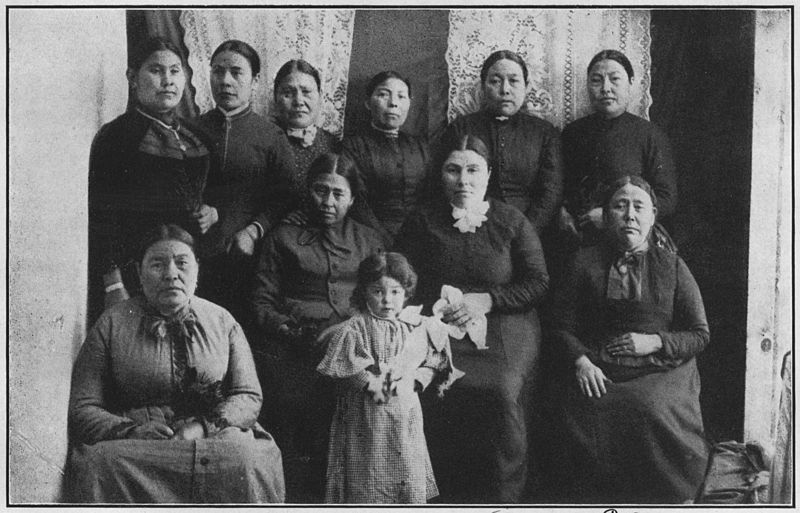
top-left (88, 37), bottom-right (216, 323)
top-left (273, 59), bottom-right (340, 211)
top-left (440, 50), bottom-right (563, 235)
top-left (342, 71), bottom-right (429, 242)
top-left (395, 135), bottom-right (549, 503)
top-left (560, 49), bottom-right (677, 248)
top-left (197, 40), bottom-right (293, 324)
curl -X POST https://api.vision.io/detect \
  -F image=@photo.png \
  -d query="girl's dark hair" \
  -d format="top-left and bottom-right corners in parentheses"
top-left (601, 175), bottom-right (658, 211)
top-left (365, 70), bottom-right (412, 98)
top-left (351, 252), bottom-right (418, 310)
top-left (129, 37), bottom-right (186, 72)
top-left (587, 49), bottom-right (634, 81)
top-left (211, 39), bottom-right (261, 76)
top-left (306, 152), bottom-right (363, 198)
top-left (273, 59), bottom-right (322, 100)
top-left (136, 224), bottom-right (196, 264)
top-left (480, 50), bottom-right (529, 85)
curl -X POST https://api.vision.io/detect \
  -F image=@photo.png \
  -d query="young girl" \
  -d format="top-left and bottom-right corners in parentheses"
top-left (316, 252), bottom-right (457, 504)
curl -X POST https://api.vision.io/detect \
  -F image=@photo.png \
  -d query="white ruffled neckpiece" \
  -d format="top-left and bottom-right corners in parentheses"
top-left (286, 125), bottom-right (317, 147)
top-left (451, 201), bottom-right (490, 233)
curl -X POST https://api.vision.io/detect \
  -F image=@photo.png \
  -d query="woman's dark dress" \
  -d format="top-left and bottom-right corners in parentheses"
top-left (88, 109), bottom-right (210, 323)
top-left (342, 127), bottom-right (429, 239)
top-left (280, 124), bottom-right (340, 208)
top-left (550, 243), bottom-right (710, 503)
top-left (561, 111), bottom-right (678, 223)
top-left (440, 110), bottom-right (563, 233)
top-left (195, 106), bottom-right (292, 323)
top-left (250, 217), bottom-right (385, 499)
top-left (395, 199), bottom-right (549, 503)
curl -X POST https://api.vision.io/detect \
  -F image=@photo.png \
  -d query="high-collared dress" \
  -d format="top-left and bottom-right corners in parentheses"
top-left (67, 295), bottom-right (284, 503)
top-left (395, 199), bottom-right (549, 503)
top-left (195, 105), bottom-right (293, 323)
top-left (342, 126), bottom-right (429, 240)
top-left (549, 242), bottom-right (710, 503)
top-left (562, 111), bottom-right (678, 220)
top-left (278, 122), bottom-right (340, 211)
top-left (88, 107), bottom-right (210, 323)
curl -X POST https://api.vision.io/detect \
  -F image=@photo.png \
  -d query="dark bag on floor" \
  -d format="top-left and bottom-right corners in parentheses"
top-left (696, 440), bottom-right (770, 504)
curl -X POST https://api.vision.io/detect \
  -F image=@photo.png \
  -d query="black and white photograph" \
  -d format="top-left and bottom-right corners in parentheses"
top-left (6, 4), bottom-right (793, 508)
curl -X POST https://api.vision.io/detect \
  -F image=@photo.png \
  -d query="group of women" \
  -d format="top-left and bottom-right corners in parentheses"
top-left (70, 35), bottom-right (710, 504)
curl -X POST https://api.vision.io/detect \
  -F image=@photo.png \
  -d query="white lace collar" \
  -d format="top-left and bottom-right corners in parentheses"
top-left (451, 201), bottom-right (490, 233)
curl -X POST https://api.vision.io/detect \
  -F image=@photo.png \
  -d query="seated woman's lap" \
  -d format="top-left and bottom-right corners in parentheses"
top-left (559, 360), bottom-right (708, 503)
top-left (421, 335), bottom-right (536, 503)
top-left (68, 430), bottom-right (284, 503)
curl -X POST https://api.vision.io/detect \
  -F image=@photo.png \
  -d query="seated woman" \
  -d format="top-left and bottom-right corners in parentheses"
top-left (67, 224), bottom-right (284, 503)
top-left (550, 175), bottom-right (710, 503)
top-left (395, 135), bottom-right (549, 503)
top-left (251, 153), bottom-right (385, 500)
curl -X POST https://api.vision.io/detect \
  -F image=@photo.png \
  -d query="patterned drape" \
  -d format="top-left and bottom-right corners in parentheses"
top-left (180, 9), bottom-right (355, 135)
top-left (446, 9), bottom-right (652, 128)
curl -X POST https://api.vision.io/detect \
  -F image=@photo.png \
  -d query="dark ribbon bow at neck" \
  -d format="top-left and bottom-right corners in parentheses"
top-left (607, 247), bottom-right (647, 301)
top-left (147, 306), bottom-right (198, 342)
top-left (146, 305), bottom-right (201, 394)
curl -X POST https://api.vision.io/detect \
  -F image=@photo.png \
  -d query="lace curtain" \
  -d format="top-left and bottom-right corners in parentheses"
top-left (180, 9), bottom-right (355, 135)
top-left (446, 9), bottom-right (652, 128)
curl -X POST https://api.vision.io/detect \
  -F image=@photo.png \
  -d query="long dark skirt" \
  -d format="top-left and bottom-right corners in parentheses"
top-left (423, 310), bottom-right (540, 504)
top-left (560, 359), bottom-right (709, 504)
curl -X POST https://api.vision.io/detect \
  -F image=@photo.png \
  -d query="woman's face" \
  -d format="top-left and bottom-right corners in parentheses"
top-left (309, 172), bottom-right (354, 226)
top-left (483, 58), bottom-right (527, 117)
top-left (365, 276), bottom-right (406, 320)
top-left (138, 239), bottom-right (198, 315)
top-left (442, 149), bottom-right (491, 209)
top-left (605, 183), bottom-right (657, 250)
top-left (275, 70), bottom-right (321, 129)
top-left (365, 78), bottom-right (410, 130)
top-left (588, 58), bottom-right (632, 119)
top-left (210, 50), bottom-right (257, 112)
top-left (131, 50), bottom-right (186, 114)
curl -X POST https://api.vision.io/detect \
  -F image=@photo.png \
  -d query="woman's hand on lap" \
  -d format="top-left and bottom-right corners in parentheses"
top-left (575, 355), bottom-right (611, 398)
top-left (606, 332), bottom-right (663, 357)
top-left (170, 421), bottom-right (205, 441)
top-left (127, 421), bottom-right (175, 440)
top-left (442, 293), bottom-right (492, 328)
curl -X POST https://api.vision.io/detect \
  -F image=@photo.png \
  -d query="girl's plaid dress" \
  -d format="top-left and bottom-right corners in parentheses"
top-left (316, 309), bottom-right (450, 503)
